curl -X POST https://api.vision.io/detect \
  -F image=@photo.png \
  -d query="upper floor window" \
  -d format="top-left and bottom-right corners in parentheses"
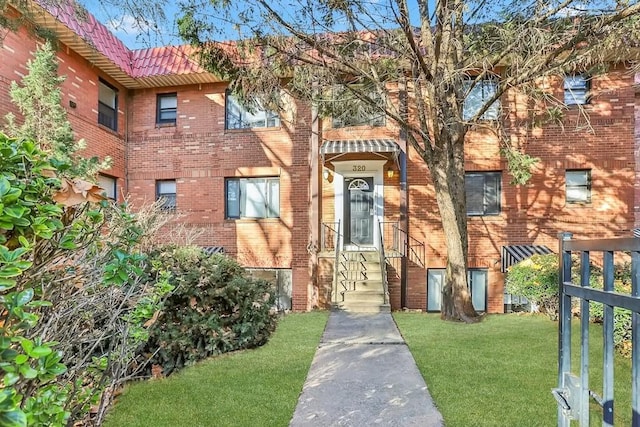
top-left (98, 79), bottom-right (118, 131)
top-left (465, 172), bottom-right (501, 216)
top-left (97, 174), bottom-right (117, 200)
top-left (463, 78), bottom-right (500, 121)
top-left (157, 93), bottom-right (177, 125)
top-left (332, 86), bottom-right (385, 128)
top-left (225, 92), bottom-right (280, 130)
top-left (566, 169), bottom-right (591, 204)
top-left (225, 177), bottom-right (280, 219)
top-left (564, 74), bottom-right (590, 106)
top-left (156, 180), bottom-right (177, 211)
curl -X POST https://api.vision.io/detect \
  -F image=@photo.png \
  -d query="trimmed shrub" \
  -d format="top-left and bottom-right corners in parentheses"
top-left (589, 262), bottom-right (633, 357)
top-left (505, 253), bottom-right (600, 320)
top-left (145, 247), bottom-right (277, 375)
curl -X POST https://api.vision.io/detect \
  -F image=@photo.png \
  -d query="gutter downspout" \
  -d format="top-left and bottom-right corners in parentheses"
top-left (399, 78), bottom-right (409, 309)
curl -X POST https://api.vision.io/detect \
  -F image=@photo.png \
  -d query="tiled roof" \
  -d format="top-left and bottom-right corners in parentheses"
top-left (32, 0), bottom-right (219, 87)
top-left (42, 0), bottom-right (133, 75)
top-left (131, 45), bottom-right (206, 78)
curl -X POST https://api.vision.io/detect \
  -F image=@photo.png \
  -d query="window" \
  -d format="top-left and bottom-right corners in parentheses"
top-left (225, 92), bottom-right (280, 129)
top-left (463, 78), bottom-right (500, 120)
top-left (427, 269), bottom-right (487, 312)
top-left (225, 177), bottom-right (280, 219)
top-left (97, 174), bottom-right (117, 200)
top-left (156, 180), bottom-right (176, 211)
top-left (465, 172), bottom-right (501, 216)
top-left (157, 93), bottom-right (177, 125)
top-left (332, 86), bottom-right (385, 128)
top-left (98, 79), bottom-right (118, 131)
top-left (566, 169), bottom-right (591, 203)
top-left (564, 74), bottom-right (590, 106)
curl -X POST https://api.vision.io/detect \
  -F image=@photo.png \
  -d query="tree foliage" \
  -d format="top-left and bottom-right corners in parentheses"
top-left (174, 0), bottom-right (640, 321)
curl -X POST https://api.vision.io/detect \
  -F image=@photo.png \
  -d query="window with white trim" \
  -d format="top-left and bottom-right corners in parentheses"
top-left (97, 174), bottom-right (117, 200)
top-left (98, 79), bottom-right (118, 131)
top-left (427, 268), bottom-right (487, 312)
top-left (331, 85), bottom-right (385, 128)
top-left (225, 92), bottom-right (280, 129)
top-left (465, 172), bottom-right (501, 216)
top-left (463, 78), bottom-right (500, 120)
top-left (564, 74), bottom-right (590, 106)
top-left (566, 169), bottom-right (591, 204)
top-left (156, 180), bottom-right (177, 211)
top-left (157, 93), bottom-right (177, 125)
top-left (225, 177), bottom-right (280, 219)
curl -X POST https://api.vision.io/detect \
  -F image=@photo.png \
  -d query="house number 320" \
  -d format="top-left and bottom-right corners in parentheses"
top-left (352, 165), bottom-right (366, 171)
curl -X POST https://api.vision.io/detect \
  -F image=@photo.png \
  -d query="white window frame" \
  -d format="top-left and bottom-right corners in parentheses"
top-left (564, 74), bottom-right (590, 106)
top-left (156, 180), bottom-right (177, 211)
top-left (427, 268), bottom-right (487, 312)
top-left (225, 92), bottom-right (280, 130)
top-left (98, 79), bottom-right (118, 131)
top-left (225, 177), bottom-right (280, 219)
top-left (566, 169), bottom-right (591, 204)
top-left (465, 172), bottom-right (501, 216)
top-left (463, 78), bottom-right (500, 121)
top-left (97, 174), bottom-right (117, 200)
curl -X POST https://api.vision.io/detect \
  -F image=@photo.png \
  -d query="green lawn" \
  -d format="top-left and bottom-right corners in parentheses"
top-left (103, 311), bottom-right (328, 427)
top-left (104, 311), bottom-right (632, 427)
top-left (394, 313), bottom-right (634, 427)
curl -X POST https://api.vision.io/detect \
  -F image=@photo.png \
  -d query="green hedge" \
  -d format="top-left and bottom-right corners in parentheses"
top-left (506, 254), bottom-right (632, 356)
top-left (144, 247), bottom-right (277, 375)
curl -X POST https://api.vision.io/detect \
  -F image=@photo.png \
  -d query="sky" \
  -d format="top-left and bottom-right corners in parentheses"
top-left (83, 0), bottom-right (182, 49)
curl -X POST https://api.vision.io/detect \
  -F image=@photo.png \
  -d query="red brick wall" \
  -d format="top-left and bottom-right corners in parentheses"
top-left (0, 23), bottom-right (127, 196)
top-left (402, 64), bottom-right (636, 312)
top-left (126, 84), bottom-right (315, 309)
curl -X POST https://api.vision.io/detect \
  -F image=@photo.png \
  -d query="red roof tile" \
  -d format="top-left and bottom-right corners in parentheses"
top-left (36, 0), bottom-right (209, 80)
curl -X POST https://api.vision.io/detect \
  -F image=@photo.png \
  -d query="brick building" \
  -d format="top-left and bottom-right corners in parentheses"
top-left (1, 2), bottom-right (639, 313)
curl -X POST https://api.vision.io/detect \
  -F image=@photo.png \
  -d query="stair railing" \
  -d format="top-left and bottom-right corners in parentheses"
top-left (332, 220), bottom-right (341, 306)
top-left (380, 221), bottom-right (425, 267)
top-left (377, 221), bottom-right (389, 305)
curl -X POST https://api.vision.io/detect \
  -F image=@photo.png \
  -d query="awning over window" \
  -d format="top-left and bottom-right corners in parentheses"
top-left (501, 245), bottom-right (553, 273)
top-left (320, 139), bottom-right (400, 159)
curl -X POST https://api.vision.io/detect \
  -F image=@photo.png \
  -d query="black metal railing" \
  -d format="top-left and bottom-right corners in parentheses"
top-left (554, 232), bottom-right (640, 426)
top-left (380, 221), bottom-right (425, 267)
top-left (321, 221), bottom-right (340, 252)
top-left (377, 221), bottom-right (389, 305)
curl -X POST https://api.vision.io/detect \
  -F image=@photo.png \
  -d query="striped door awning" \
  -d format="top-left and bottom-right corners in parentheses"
top-left (501, 245), bottom-right (554, 273)
top-left (320, 139), bottom-right (400, 156)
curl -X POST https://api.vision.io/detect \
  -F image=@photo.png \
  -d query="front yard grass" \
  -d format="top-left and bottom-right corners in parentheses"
top-left (394, 313), bottom-right (633, 427)
top-left (103, 311), bottom-right (328, 427)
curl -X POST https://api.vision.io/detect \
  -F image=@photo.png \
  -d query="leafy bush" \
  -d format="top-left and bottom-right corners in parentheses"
top-left (507, 254), bottom-right (633, 357)
top-left (589, 262), bottom-right (633, 357)
top-left (505, 253), bottom-right (600, 320)
top-left (505, 254), bottom-right (561, 319)
top-left (145, 247), bottom-right (277, 375)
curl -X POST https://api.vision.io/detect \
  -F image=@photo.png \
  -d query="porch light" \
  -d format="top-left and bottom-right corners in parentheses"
top-left (323, 168), bottom-right (332, 181)
top-left (387, 168), bottom-right (394, 178)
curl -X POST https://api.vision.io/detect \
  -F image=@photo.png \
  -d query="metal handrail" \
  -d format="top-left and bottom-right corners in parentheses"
top-left (321, 221), bottom-right (340, 252)
top-left (332, 220), bottom-right (341, 305)
top-left (380, 221), bottom-right (425, 267)
top-left (377, 221), bottom-right (389, 305)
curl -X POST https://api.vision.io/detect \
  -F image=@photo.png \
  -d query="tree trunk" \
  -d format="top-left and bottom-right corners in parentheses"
top-left (427, 134), bottom-right (481, 323)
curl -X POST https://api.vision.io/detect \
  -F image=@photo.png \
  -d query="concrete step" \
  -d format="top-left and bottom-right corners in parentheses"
top-left (340, 251), bottom-right (379, 263)
top-left (339, 279), bottom-right (384, 292)
top-left (342, 290), bottom-right (385, 303)
top-left (338, 271), bottom-right (383, 281)
top-left (338, 261), bottom-right (382, 272)
top-left (339, 302), bottom-right (391, 313)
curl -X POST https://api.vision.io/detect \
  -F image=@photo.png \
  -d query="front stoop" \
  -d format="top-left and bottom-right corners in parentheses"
top-left (335, 250), bottom-right (389, 313)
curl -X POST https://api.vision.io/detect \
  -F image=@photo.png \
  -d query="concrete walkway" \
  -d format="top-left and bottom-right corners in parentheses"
top-left (290, 311), bottom-right (444, 426)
